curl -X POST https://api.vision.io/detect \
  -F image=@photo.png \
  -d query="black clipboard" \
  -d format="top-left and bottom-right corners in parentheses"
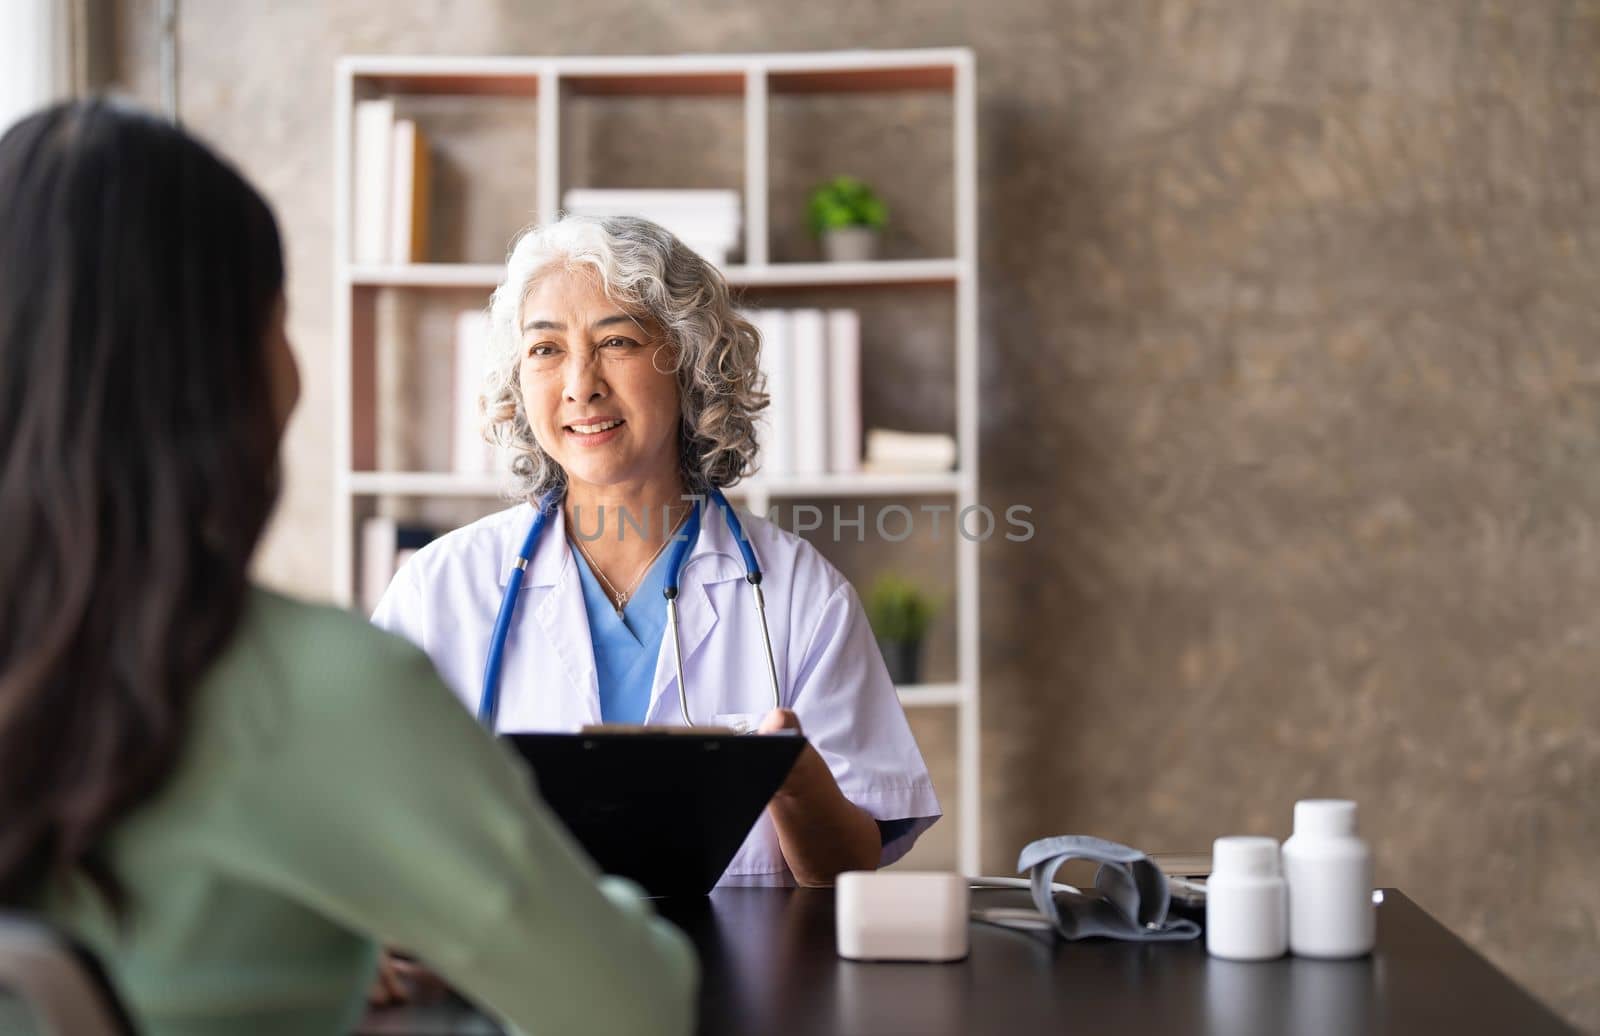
top-left (503, 730), bottom-right (807, 896)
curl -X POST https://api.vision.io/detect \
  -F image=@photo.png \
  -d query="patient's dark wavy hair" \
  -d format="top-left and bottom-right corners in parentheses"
top-left (0, 100), bottom-right (285, 910)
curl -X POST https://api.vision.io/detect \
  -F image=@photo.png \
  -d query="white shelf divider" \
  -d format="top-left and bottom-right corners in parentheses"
top-left (349, 469), bottom-right (962, 500)
top-left (347, 263), bottom-right (504, 288)
top-left (896, 683), bottom-right (964, 708)
top-left (536, 66), bottom-right (562, 225)
top-left (347, 258), bottom-right (961, 290)
top-left (335, 47), bottom-right (981, 875)
top-left (743, 64), bottom-right (769, 267)
top-left (953, 49), bottom-right (982, 876)
top-left (338, 48), bottom-right (969, 94)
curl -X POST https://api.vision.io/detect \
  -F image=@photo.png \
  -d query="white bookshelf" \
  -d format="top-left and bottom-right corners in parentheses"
top-left (334, 48), bottom-right (982, 874)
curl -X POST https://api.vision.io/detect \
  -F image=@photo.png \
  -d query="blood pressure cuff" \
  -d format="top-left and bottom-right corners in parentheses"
top-left (1017, 835), bottom-right (1202, 942)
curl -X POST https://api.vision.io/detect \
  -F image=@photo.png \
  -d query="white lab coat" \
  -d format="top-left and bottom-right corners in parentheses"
top-left (371, 501), bottom-right (941, 885)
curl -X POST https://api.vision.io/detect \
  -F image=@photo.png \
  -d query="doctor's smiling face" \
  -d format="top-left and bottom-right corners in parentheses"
top-left (518, 266), bottom-right (683, 501)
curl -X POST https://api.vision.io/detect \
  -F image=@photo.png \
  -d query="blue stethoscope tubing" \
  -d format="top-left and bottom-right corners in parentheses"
top-left (478, 486), bottom-right (782, 730)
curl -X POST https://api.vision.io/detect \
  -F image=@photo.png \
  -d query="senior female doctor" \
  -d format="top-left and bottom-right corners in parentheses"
top-left (373, 214), bottom-right (939, 887)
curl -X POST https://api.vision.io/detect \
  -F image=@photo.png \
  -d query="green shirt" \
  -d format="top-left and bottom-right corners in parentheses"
top-left (12, 587), bottom-right (697, 1035)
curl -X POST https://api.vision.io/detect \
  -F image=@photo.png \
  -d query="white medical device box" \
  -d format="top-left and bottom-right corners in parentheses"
top-left (835, 871), bottom-right (970, 962)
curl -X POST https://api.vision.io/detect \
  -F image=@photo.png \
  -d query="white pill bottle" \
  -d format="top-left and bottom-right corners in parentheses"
top-left (1282, 799), bottom-right (1375, 958)
top-left (1206, 836), bottom-right (1288, 961)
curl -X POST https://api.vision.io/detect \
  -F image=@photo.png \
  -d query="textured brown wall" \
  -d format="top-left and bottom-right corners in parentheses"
top-left (110, 0), bottom-right (1599, 1028)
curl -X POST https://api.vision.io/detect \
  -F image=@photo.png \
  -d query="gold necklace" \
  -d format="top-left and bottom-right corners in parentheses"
top-left (570, 506), bottom-right (689, 615)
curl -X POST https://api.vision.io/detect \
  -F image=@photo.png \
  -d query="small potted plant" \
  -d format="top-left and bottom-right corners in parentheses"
top-left (865, 575), bottom-right (935, 685)
top-left (807, 175), bottom-right (888, 263)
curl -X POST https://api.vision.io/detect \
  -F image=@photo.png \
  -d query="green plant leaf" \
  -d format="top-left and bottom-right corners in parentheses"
top-left (806, 175), bottom-right (889, 236)
top-left (864, 574), bottom-right (936, 642)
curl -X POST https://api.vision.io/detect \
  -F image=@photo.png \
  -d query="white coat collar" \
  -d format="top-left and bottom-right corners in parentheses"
top-left (496, 496), bottom-right (754, 591)
top-left (490, 495), bottom-right (759, 727)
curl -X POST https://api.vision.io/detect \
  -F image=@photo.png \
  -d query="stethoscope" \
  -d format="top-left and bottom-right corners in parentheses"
top-left (478, 486), bottom-right (782, 730)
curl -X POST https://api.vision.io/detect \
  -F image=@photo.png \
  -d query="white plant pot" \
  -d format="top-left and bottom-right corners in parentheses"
top-left (822, 226), bottom-right (879, 263)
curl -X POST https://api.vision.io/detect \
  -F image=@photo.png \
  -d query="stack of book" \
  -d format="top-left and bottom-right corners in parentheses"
top-left (352, 99), bottom-right (432, 265)
top-left (862, 429), bottom-right (958, 473)
top-left (562, 189), bottom-right (741, 268)
top-left (745, 308), bottom-right (862, 478)
top-left (451, 308), bottom-right (522, 479)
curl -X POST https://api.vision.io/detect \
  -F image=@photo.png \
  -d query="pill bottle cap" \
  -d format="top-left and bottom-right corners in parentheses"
top-left (1211, 836), bottom-right (1281, 878)
top-left (1294, 799), bottom-right (1358, 838)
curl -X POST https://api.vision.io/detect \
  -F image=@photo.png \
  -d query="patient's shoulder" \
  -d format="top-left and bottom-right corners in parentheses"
top-left (223, 586), bottom-right (446, 708)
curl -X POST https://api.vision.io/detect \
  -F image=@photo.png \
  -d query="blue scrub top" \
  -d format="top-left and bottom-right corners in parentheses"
top-left (570, 520), bottom-right (915, 846)
top-left (571, 542), bottom-right (672, 724)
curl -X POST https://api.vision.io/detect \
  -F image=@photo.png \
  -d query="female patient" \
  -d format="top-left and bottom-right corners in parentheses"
top-left (0, 100), bottom-right (695, 1035)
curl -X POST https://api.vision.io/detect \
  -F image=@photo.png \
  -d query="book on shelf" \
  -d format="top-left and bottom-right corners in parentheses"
top-left (360, 517), bottom-right (436, 615)
top-left (351, 100), bottom-right (431, 265)
top-left (788, 309), bottom-right (829, 477)
top-left (747, 308), bottom-right (794, 479)
top-left (453, 310), bottom-right (496, 475)
top-left (826, 309), bottom-right (861, 475)
top-left (862, 429), bottom-right (957, 474)
top-left (388, 118), bottom-right (431, 264)
top-left (561, 188), bottom-right (740, 267)
top-left (352, 99), bottom-right (394, 265)
top-left (745, 307), bottom-right (865, 480)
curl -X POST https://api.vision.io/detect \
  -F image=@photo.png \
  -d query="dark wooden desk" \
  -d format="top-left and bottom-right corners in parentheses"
top-left (358, 887), bottom-right (1576, 1035)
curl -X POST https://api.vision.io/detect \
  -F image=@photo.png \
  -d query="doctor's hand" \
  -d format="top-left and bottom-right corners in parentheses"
top-left (755, 707), bottom-right (883, 884)
top-left (756, 708), bottom-right (803, 735)
top-left (756, 708), bottom-right (815, 798)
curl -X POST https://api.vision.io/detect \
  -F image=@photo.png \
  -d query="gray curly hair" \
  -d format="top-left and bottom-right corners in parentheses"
top-left (483, 214), bottom-right (766, 501)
